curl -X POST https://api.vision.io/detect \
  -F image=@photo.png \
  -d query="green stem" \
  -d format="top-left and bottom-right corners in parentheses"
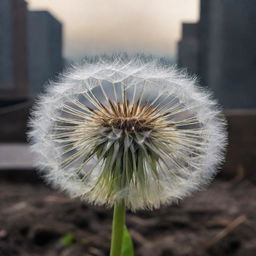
top-left (110, 200), bottom-right (126, 256)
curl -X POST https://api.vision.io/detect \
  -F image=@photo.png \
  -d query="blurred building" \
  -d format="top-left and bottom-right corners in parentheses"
top-left (0, 5), bottom-right (63, 142)
top-left (178, 0), bottom-right (256, 109)
top-left (0, 0), bottom-right (28, 103)
top-left (28, 11), bottom-right (63, 95)
top-left (178, 23), bottom-right (199, 75)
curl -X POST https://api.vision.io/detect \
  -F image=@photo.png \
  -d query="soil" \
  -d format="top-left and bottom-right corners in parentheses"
top-left (0, 176), bottom-right (255, 256)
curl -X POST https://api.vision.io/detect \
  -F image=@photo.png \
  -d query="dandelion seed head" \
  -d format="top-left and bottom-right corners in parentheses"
top-left (29, 55), bottom-right (227, 211)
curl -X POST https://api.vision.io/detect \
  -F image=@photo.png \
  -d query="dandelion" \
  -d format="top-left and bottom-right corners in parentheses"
top-left (29, 55), bottom-right (227, 256)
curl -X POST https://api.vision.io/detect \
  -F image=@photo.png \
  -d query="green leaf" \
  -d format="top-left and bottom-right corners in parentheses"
top-left (61, 232), bottom-right (75, 248)
top-left (121, 226), bottom-right (134, 256)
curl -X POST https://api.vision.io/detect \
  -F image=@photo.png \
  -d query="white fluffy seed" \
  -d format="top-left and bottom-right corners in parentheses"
top-left (28, 55), bottom-right (227, 211)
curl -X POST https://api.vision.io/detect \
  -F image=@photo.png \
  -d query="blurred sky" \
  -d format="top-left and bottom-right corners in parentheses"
top-left (27, 0), bottom-right (199, 61)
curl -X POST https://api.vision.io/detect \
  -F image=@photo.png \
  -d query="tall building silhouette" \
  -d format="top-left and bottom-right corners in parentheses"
top-left (178, 0), bottom-right (256, 109)
top-left (28, 11), bottom-right (63, 95)
top-left (0, 4), bottom-right (63, 141)
top-left (0, 0), bottom-right (28, 102)
top-left (178, 23), bottom-right (199, 75)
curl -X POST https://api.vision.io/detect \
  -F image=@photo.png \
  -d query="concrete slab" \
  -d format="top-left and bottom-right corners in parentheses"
top-left (0, 144), bottom-right (35, 169)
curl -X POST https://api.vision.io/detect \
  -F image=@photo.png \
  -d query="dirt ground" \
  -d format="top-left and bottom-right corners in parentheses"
top-left (0, 176), bottom-right (255, 256)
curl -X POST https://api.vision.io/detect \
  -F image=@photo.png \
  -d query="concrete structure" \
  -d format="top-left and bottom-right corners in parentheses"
top-left (0, 100), bottom-right (32, 142)
top-left (0, 0), bottom-right (28, 100)
top-left (28, 11), bottom-right (63, 95)
top-left (1, 110), bottom-right (256, 181)
top-left (0, 144), bottom-right (36, 169)
top-left (178, 0), bottom-right (256, 109)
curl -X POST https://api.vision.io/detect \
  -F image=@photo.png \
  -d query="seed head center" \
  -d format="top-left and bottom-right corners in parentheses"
top-left (90, 99), bottom-right (161, 132)
top-left (107, 117), bottom-right (151, 132)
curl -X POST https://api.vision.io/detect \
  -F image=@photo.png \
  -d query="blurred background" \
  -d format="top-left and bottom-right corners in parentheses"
top-left (0, 0), bottom-right (255, 256)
